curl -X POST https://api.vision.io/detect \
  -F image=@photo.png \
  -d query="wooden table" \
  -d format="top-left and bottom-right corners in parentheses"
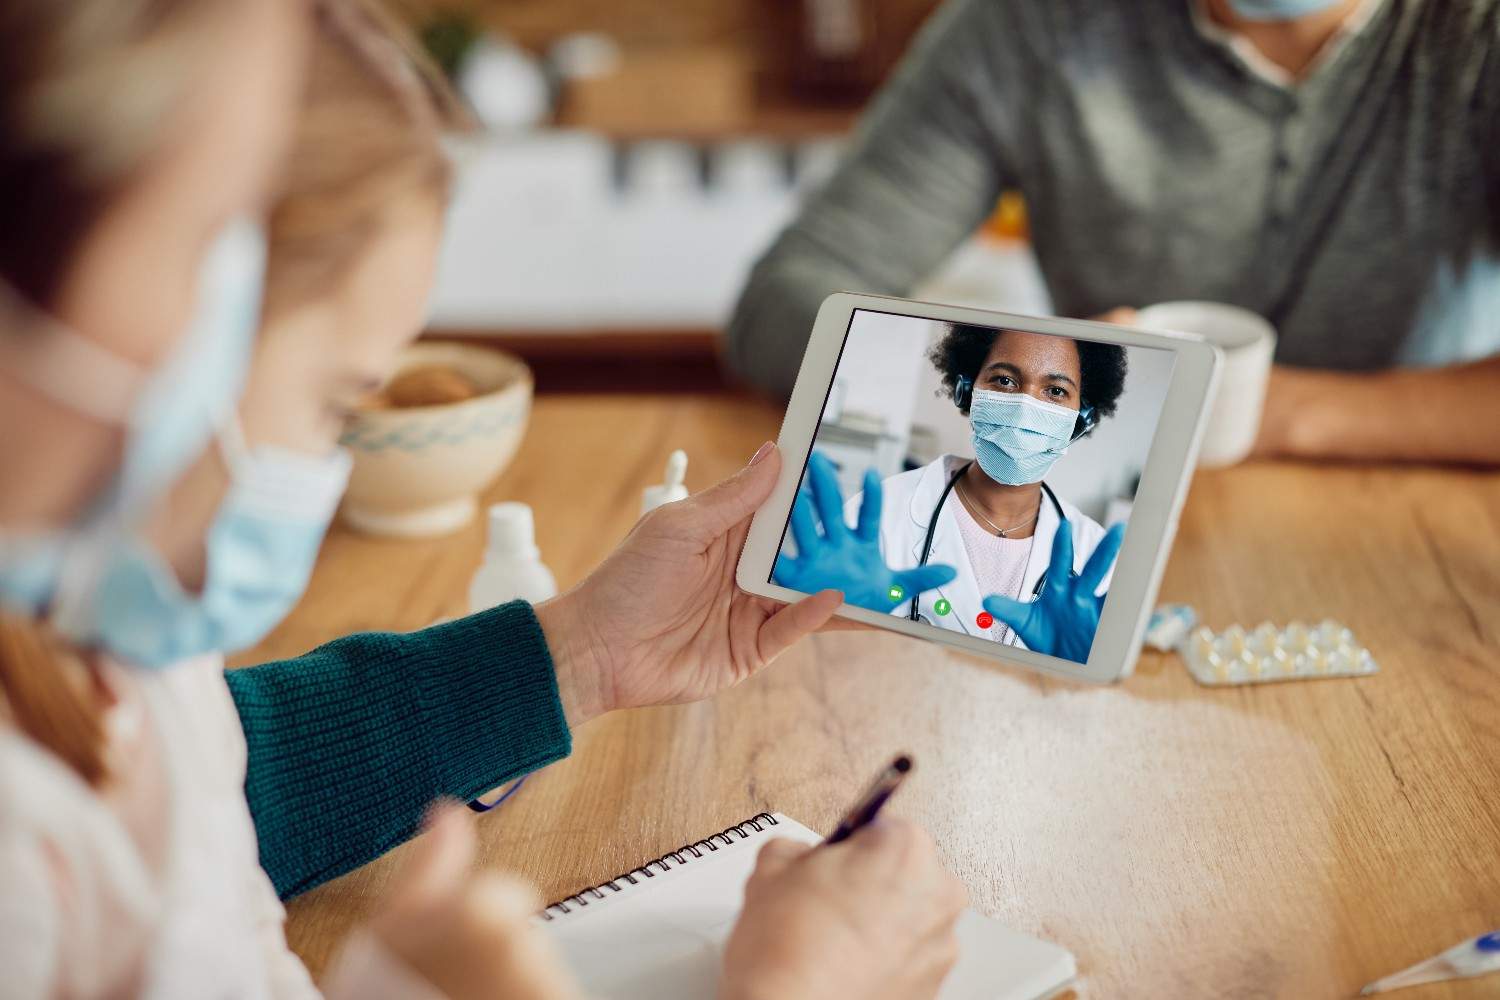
top-left (247, 391), bottom-right (1500, 999)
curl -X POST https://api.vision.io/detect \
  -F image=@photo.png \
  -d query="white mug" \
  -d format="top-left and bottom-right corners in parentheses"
top-left (1135, 301), bottom-right (1277, 468)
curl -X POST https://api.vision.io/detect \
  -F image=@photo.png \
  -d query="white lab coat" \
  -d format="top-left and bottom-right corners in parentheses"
top-left (847, 455), bottom-right (1108, 647)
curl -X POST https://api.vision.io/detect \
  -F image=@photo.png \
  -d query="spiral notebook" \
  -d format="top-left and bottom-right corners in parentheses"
top-left (536, 813), bottom-right (1076, 1000)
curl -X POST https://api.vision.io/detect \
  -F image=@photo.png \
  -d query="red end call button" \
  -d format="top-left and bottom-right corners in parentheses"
top-left (976, 611), bottom-right (994, 629)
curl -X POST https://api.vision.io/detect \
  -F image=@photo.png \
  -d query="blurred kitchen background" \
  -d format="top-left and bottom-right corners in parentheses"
top-left (392, 0), bottom-right (1052, 390)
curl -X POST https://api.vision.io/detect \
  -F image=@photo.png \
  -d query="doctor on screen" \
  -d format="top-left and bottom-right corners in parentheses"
top-left (774, 325), bottom-right (1128, 663)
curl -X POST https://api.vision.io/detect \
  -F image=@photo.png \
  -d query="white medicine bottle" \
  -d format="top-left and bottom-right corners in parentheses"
top-left (468, 502), bottom-right (557, 612)
top-left (641, 450), bottom-right (689, 515)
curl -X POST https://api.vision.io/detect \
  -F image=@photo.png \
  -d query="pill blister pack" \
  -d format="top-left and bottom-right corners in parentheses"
top-left (1181, 620), bottom-right (1379, 686)
top-left (1143, 605), bottom-right (1380, 686)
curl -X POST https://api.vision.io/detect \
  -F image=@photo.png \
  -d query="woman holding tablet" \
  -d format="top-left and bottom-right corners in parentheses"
top-left (774, 324), bottom-right (1128, 663)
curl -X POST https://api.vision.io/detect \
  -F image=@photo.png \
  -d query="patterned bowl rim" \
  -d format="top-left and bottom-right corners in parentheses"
top-left (340, 404), bottom-right (529, 452)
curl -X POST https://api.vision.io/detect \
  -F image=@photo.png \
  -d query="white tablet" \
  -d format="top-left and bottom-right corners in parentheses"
top-left (736, 293), bottom-right (1221, 683)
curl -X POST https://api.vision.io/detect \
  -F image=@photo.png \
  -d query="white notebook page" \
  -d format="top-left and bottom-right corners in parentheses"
top-left (536, 813), bottom-right (1075, 1000)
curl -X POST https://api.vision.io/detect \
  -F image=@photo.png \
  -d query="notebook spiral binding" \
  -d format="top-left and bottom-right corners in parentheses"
top-left (540, 812), bottom-right (780, 921)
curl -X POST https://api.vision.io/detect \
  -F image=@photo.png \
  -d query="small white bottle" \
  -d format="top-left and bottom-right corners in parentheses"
top-left (640, 450), bottom-right (689, 515)
top-left (468, 502), bottom-right (557, 611)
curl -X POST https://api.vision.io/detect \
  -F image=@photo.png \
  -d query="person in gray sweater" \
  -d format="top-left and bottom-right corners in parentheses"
top-left (727, 0), bottom-right (1500, 465)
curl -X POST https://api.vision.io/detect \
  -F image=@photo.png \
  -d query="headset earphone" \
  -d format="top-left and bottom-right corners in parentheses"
top-left (952, 374), bottom-right (1097, 441)
top-left (953, 373), bottom-right (974, 410)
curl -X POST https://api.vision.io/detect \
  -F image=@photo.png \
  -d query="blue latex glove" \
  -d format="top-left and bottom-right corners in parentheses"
top-left (773, 452), bottom-right (957, 613)
top-left (982, 520), bottom-right (1125, 662)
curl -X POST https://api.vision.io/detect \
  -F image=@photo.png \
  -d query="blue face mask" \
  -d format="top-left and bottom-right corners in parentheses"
top-left (1225, 0), bottom-right (1346, 22)
top-left (969, 389), bottom-right (1079, 486)
top-left (1, 220), bottom-right (352, 668)
top-left (52, 421), bottom-right (352, 668)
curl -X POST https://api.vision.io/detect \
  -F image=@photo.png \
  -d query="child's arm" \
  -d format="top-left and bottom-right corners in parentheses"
top-left (321, 804), bottom-right (581, 1000)
top-left (226, 600), bottom-right (571, 899)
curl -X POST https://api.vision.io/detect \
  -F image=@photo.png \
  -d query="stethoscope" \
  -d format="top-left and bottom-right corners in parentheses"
top-left (906, 374), bottom-right (1094, 624)
top-left (906, 466), bottom-right (1067, 622)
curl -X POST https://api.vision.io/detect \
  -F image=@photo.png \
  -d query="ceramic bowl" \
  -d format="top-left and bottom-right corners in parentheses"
top-left (340, 342), bottom-right (532, 537)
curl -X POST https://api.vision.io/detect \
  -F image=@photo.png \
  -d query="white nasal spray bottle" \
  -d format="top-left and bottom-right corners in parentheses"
top-left (640, 449), bottom-right (689, 515)
top-left (468, 502), bottom-right (558, 612)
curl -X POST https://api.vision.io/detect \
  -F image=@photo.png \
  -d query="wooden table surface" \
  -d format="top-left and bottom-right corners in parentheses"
top-left (245, 391), bottom-right (1500, 1000)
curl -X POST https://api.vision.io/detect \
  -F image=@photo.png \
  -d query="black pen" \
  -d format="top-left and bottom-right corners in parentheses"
top-left (827, 754), bottom-right (913, 844)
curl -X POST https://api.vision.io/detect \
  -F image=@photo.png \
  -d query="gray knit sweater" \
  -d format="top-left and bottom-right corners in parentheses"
top-left (727, 0), bottom-right (1500, 397)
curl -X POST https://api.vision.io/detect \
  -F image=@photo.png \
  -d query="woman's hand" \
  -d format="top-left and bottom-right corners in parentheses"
top-left (365, 803), bottom-right (580, 1000)
top-left (982, 519), bottom-right (1124, 662)
top-left (720, 818), bottom-right (967, 1000)
top-left (772, 451), bottom-right (957, 614)
top-left (534, 442), bottom-right (844, 725)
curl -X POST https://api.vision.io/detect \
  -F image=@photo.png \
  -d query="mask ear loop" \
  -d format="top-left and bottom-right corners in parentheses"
top-left (211, 404), bottom-right (253, 480)
top-left (0, 281), bottom-right (147, 425)
top-left (48, 408), bottom-right (246, 646)
top-left (0, 283), bottom-right (156, 636)
top-left (207, 403), bottom-right (356, 524)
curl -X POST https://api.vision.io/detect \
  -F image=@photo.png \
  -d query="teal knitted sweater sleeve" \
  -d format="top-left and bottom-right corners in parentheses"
top-left (225, 600), bottom-right (572, 899)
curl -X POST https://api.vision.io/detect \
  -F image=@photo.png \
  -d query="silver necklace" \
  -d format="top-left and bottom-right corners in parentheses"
top-left (955, 480), bottom-right (1038, 537)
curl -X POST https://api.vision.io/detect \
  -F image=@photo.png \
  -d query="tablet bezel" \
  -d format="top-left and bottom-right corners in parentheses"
top-left (736, 292), bottom-right (1222, 683)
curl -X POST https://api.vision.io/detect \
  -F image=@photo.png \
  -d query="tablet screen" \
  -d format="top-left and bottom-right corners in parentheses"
top-left (770, 308), bottom-right (1176, 665)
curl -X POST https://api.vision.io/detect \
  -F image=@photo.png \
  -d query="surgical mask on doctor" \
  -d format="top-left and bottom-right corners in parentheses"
top-left (969, 388), bottom-right (1079, 486)
top-left (0, 220), bottom-right (353, 669)
top-left (1225, 0), bottom-right (1346, 22)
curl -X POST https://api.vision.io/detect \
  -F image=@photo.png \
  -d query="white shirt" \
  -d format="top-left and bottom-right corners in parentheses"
top-left (0, 656), bottom-right (442, 999)
top-left (951, 492), bottom-right (1034, 645)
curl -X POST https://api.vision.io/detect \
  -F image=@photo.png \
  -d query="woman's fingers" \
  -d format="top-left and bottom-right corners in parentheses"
top-left (753, 837), bottom-right (813, 879)
top-left (755, 589), bottom-right (843, 663)
top-left (467, 872), bottom-right (543, 925)
top-left (389, 801), bottom-right (475, 908)
top-left (679, 442), bottom-right (782, 541)
top-left (806, 452), bottom-right (848, 540)
top-left (1077, 522), bottom-right (1125, 596)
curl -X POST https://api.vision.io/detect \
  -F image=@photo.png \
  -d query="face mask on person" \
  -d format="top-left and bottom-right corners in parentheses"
top-left (0, 220), bottom-right (352, 668)
top-left (969, 388), bottom-right (1080, 486)
top-left (1224, 0), bottom-right (1347, 22)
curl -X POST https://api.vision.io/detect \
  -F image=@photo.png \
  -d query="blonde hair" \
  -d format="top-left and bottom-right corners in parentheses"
top-left (0, 0), bottom-right (468, 785)
top-left (264, 0), bottom-right (471, 316)
top-left (0, 0), bottom-right (238, 786)
top-left (0, 0), bottom-right (235, 305)
top-left (0, 617), bottom-right (109, 785)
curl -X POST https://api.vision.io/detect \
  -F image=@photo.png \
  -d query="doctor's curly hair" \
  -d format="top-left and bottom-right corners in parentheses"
top-left (929, 323), bottom-right (1129, 424)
